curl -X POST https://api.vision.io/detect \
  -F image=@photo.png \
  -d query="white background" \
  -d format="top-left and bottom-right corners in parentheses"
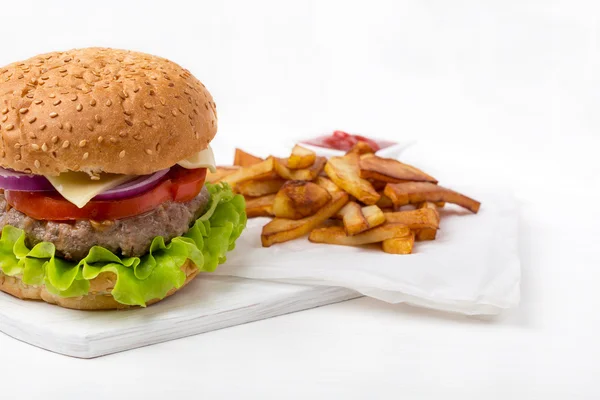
top-left (1, 0), bottom-right (599, 398)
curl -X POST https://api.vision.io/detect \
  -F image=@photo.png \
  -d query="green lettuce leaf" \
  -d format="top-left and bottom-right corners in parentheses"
top-left (0, 183), bottom-right (246, 307)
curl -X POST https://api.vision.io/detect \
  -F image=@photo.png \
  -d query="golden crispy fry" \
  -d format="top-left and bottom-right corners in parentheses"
top-left (288, 145), bottom-right (316, 169)
top-left (274, 157), bottom-right (326, 181)
top-left (418, 201), bottom-right (445, 209)
top-left (261, 191), bottom-right (349, 247)
top-left (362, 205), bottom-right (385, 229)
top-left (346, 140), bottom-right (376, 156)
top-left (221, 157), bottom-right (275, 187)
top-left (359, 154), bottom-right (437, 184)
top-left (324, 154), bottom-right (380, 205)
top-left (308, 223), bottom-right (410, 247)
top-left (384, 208), bottom-right (440, 229)
top-left (338, 202), bottom-right (369, 235)
top-left (384, 182), bottom-right (480, 213)
top-left (237, 178), bottom-right (286, 197)
top-left (316, 176), bottom-right (342, 194)
top-left (206, 166), bottom-right (240, 183)
top-left (414, 228), bottom-right (437, 241)
top-left (272, 181), bottom-right (331, 219)
top-left (382, 232), bottom-right (415, 254)
top-left (234, 148), bottom-right (264, 167)
top-left (245, 194), bottom-right (276, 218)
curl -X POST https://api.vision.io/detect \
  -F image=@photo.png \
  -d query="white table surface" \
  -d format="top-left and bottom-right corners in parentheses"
top-left (1, 1), bottom-right (599, 398)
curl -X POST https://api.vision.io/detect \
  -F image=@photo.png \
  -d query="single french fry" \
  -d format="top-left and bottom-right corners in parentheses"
top-left (382, 232), bottom-right (415, 254)
top-left (206, 166), bottom-right (240, 183)
top-left (414, 228), bottom-right (437, 241)
top-left (261, 191), bottom-right (349, 247)
top-left (338, 202), bottom-right (369, 235)
top-left (272, 181), bottom-right (331, 220)
top-left (362, 205), bottom-right (385, 229)
top-left (346, 140), bottom-right (376, 156)
top-left (308, 223), bottom-right (410, 247)
top-left (384, 208), bottom-right (439, 229)
top-left (288, 145), bottom-right (316, 169)
top-left (384, 182), bottom-right (480, 213)
top-left (221, 157), bottom-right (275, 187)
top-left (234, 148), bottom-right (264, 167)
top-left (237, 178), bottom-right (286, 197)
top-left (245, 194), bottom-right (276, 218)
top-left (359, 154), bottom-right (437, 184)
top-left (324, 154), bottom-right (380, 205)
top-left (273, 157), bottom-right (326, 181)
top-left (315, 176), bottom-right (342, 194)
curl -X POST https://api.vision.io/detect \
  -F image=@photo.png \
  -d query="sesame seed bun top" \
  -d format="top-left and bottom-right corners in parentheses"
top-left (0, 48), bottom-right (217, 176)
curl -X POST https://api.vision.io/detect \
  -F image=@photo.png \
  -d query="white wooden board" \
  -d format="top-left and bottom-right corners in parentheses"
top-left (0, 275), bottom-right (359, 358)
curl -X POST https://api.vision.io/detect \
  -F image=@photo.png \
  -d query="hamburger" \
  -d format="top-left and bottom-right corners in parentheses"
top-left (0, 48), bottom-right (246, 309)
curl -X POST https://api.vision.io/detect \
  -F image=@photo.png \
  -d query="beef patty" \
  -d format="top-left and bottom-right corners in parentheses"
top-left (0, 186), bottom-right (210, 261)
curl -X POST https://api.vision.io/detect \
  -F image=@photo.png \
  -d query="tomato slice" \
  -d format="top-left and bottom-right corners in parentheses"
top-left (5, 168), bottom-right (207, 221)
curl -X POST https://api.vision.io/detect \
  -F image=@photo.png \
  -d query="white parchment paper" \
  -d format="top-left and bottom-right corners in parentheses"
top-left (213, 188), bottom-right (520, 315)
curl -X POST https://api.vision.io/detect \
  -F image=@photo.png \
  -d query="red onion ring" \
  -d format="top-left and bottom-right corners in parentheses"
top-left (94, 169), bottom-right (170, 200)
top-left (0, 167), bottom-right (55, 191)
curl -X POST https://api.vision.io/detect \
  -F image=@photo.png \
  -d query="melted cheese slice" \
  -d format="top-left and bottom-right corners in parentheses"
top-left (177, 146), bottom-right (217, 172)
top-left (45, 173), bottom-right (132, 209)
top-left (45, 146), bottom-right (217, 208)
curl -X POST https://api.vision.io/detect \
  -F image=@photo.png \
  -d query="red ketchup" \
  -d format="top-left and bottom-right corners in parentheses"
top-left (302, 131), bottom-right (396, 152)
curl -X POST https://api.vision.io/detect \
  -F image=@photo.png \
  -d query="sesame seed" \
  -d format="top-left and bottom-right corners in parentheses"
top-left (133, 134), bottom-right (142, 141)
top-left (49, 112), bottom-right (58, 118)
top-left (14, 155), bottom-right (21, 161)
top-left (155, 143), bottom-right (161, 152)
top-left (79, 140), bottom-right (87, 147)
top-left (65, 122), bottom-right (72, 132)
top-left (96, 136), bottom-right (104, 144)
top-left (123, 110), bottom-right (131, 116)
top-left (106, 99), bottom-right (112, 107)
top-left (90, 99), bottom-right (97, 106)
top-left (125, 119), bottom-right (133, 126)
top-left (1, 108), bottom-right (8, 114)
top-left (51, 136), bottom-right (59, 144)
top-left (82, 152), bottom-right (89, 160)
top-left (5, 124), bottom-right (14, 131)
top-left (76, 104), bottom-right (83, 111)
top-left (49, 93), bottom-right (56, 98)
top-left (19, 108), bottom-right (29, 114)
top-left (53, 100), bottom-right (61, 106)
top-left (39, 124), bottom-right (46, 131)
top-left (144, 120), bottom-right (152, 127)
top-left (1, 115), bottom-right (7, 122)
top-left (42, 143), bottom-right (48, 152)
top-left (70, 95), bottom-right (78, 101)
top-left (94, 115), bottom-right (101, 123)
top-left (31, 143), bottom-right (40, 150)
top-left (62, 140), bottom-right (70, 149)
top-left (34, 100), bottom-right (43, 105)
top-left (157, 113), bottom-right (166, 119)
top-left (119, 131), bottom-right (127, 137)
top-left (144, 103), bottom-right (154, 109)
top-left (145, 149), bottom-right (153, 155)
top-left (109, 137), bottom-right (117, 143)
top-left (204, 103), bottom-right (209, 110)
top-left (58, 122), bottom-right (63, 129)
top-left (159, 98), bottom-right (166, 106)
top-left (14, 143), bottom-right (21, 149)
top-left (178, 107), bottom-right (185, 114)
top-left (28, 116), bottom-right (36, 123)
top-left (171, 109), bottom-right (178, 116)
top-left (86, 123), bottom-right (94, 131)
top-left (34, 160), bottom-right (40, 168)
top-left (119, 150), bottom-right (126, 158)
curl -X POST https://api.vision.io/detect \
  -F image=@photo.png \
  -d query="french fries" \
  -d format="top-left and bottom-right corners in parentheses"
top-left (245, 194), bottom-right (276, 218)
top-left (288, 145), bottom-right (316, 169)
top-left (237, 178), bottom-right (286, 197)
top-left (221, 157), bottom-right (275, 187)
top-left (338, 202), bottom-right (369, 235)
top-left (382, 232), bottom-right (415, 254)
top-left (273, 157), bottom-right (326, 181)
top-left (215, 141), bottom-right (481, 254)
top-left (362, 205), bottom-right (385, 229)
top-left (206, 166), bottom-right (240, 183)
top-left (309, 223), bottom-right (411, 247)
top-left (261, 191), bottom-right (349, 247)
top-left (272, 181), bottom-right (331, 219)
top-left (324, 154), bottom-right (380, 205)
top-left (234, 148), bottom-right (264, 167)
top-left (359, 154), bottom-right (437, 184)
top-left (384, 182), bottom-right (481, 213)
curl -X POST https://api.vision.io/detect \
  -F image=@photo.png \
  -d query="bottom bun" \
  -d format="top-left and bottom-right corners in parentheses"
top-left (0, 260), bottom-right (199, 310)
